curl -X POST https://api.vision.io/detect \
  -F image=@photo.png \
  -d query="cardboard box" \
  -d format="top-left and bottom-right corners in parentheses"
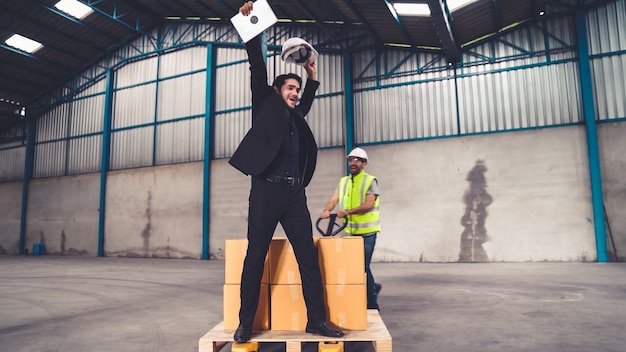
top-left (324, 284), bottom-right (367, 330)
top-left (269, 238), bottom-right (301, 285)
top-left (225, 239), bottom-right (269, 284)
top-left (223, 284), bottom-right (270, 330)
top-left (270, 284), bottom-right (307, 330)
top-left (317, 236), bottom-right (366, 285)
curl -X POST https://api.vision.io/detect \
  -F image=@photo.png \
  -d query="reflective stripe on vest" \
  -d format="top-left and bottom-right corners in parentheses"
top-left (338, 171), bottom-right (380, 235)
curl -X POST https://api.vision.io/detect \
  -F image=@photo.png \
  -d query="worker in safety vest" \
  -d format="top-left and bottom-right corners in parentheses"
top-left (320, 147), bottom-right (382, 310)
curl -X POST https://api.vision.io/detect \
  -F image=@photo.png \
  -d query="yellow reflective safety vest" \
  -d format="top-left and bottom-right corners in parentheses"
top-left (338, 171), bottom-right (380, 235)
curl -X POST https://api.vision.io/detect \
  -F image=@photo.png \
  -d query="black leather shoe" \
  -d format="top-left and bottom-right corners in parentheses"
top-left (233, 324), bottom-right (252, 343)
top-left (305, 321), bottom-right (344, 338)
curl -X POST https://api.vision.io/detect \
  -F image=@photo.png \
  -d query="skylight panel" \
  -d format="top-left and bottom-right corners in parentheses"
top-left (393, 3), bottom-right (431, 16)
top-left (447, 0), bottom-right (478, 11)
top-left (5, 34), bottom-right (43, 54)
top-left (54, 0), bottom-right (93, 20)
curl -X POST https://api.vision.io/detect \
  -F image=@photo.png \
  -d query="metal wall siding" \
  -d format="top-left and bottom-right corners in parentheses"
top-left (36, 103), bottom-right (68, 142)
top-left (157, 72), bottom-right (206, 121)
top-left (458, 62), bottom-right (581, 134)
top-left (110, 128), bottom-right (154, 170)
top-left (588, 0), bottom-right (626, 121)
top-left (71, 95), bottom-right (105, 136)
top-left (587, 0), bottom-right (626, 55)
top-left (159, 46), bottom-right (207, 78)
top-left (0, 147), bottom-right (25, 181)
top-left (76, 78), bottom-right (106, 98)
top-left (115, 57), bottom-right (158, 88)
top-left (155, 118), bottom-right (205, 165)
top-left (67, 136), bottom-right (101, 174)
top-left (34, 141), bottom-right (66, 178)
top-left (354, 79), bottom-right (457, 144)
top-left (307, 95), bottom-right (344, 148)
top-left (593, 55), bottom-right (626, 120)
top-left (541, 17), bottom-right (575, 52)
top-left (215, 54), bottom-right (250, 112)
top-left (112, 83), bottom-right (157, 129)
top-left (213, 110), bottom-right (250, 159)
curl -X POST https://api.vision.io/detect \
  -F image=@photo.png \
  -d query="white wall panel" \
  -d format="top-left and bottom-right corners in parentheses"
top-left (34, 141), bottom-right (65, 178)
top-left (156, 118), bottom-right (204, 165)
top-left (159, 46), bottom-right (207, 77)
top-left (110, 128), bottom-right (154, 170)
top-left (307, 95), bottom-right (344, 148)
top-left (213, 110), bottom-right (249, 159)
top-left (157, 72), bottom-right (206, 121)
top-left (215, 48), bottom-right (250, 112)
top-left (115, 57), bottom-right (158, 88)
top-left (36, 104), bottom-right (68, 142)
top-left (71, 95), bottom-right (105, 136)
top-left (0, 147), bottom-right (25, 181)
top-left (593, 54), bottom-right (626, 120)
top-left (112, 84), bottom-right (157, 128)
top-left (355, 80), bottom-right (456, 143)
top-left (587, 0), bottom-right (626, 55)
top-left (458, 62), bottom-right (581, 134)
top-left (68, 136), bottom-right (101, 174)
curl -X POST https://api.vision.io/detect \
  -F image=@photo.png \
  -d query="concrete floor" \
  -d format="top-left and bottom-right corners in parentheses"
top-left (1, 256), bottom-right (625, 352)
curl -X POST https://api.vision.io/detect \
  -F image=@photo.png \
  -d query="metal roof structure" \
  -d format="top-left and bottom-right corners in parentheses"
top-left (0, 0), bottom-right (613, 135)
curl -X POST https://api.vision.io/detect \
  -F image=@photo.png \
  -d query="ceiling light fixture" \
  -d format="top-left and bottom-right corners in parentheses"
top-left (5, 34), bottom-right (43, 54)
top-left (446, 0), bottom-right (478, 12)
top-left (393, 3), bottom-right (431, 16)
top-left (54, 0), bottom-right (93, 20)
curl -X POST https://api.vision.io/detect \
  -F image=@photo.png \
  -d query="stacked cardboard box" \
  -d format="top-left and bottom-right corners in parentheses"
top-left (224, 236), bottom-right (366, 332)
top-left (223, 239), bottom-right (270, 330)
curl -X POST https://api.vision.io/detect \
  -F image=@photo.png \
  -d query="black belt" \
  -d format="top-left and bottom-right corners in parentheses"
top-left (264, 174), bottom-right (301, 186)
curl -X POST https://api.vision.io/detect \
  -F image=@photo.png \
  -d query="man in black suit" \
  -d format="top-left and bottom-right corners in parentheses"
top-left (228, 1), bottom-right (344, 344)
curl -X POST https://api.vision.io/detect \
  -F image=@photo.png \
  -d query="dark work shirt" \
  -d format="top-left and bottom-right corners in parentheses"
top-left (264, 112), bottom-right (300, 178)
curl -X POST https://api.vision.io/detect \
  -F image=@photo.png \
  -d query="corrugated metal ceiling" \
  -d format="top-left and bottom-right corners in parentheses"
top-left (0, 0), bottom-right (613, 134)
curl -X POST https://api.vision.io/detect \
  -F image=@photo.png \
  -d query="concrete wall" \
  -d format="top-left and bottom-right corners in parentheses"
top-left (105, 163), bottom-right (203, 259)
top-left (25, 174), bottom-right (100, 255)
top-left (365, 125), bottom-right (597, 262)
top-left (0, 181), bottom-right (22, 254)
top-left (3, 122), bottom-right (625, 261)
top-left (598, 121), bottom-right (626, 262)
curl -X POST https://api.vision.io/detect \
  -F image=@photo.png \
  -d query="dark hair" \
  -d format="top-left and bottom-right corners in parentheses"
top-left (272, 73), bottom-right (302, 90)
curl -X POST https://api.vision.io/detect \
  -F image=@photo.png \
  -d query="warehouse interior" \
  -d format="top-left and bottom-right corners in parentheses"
top-left (1, 0), bottom-right (626, 351)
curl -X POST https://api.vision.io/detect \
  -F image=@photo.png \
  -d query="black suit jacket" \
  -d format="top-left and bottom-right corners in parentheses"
top-left (228, 35), bottom-right (319, 187)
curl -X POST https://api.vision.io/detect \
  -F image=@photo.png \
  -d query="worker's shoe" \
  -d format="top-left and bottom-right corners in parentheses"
top-left (234, 324), bottom-right (252, 343)
top-left (305, 321), bottom-right (344, 338)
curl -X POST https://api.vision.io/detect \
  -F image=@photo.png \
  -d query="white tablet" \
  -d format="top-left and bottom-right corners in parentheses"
top-left (230, 0), bottom-right (278, 43)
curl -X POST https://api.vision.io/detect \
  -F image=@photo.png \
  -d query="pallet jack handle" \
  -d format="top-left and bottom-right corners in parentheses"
top-left (315, 214), bottom-right (347, 237)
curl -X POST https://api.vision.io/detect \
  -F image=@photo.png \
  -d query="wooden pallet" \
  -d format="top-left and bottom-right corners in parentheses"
top-left (199, 310), bottom-right (392, 352)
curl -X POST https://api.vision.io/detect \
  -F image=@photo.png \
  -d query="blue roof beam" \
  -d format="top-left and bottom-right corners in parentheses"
top-left (428, 0), bottom-right (460, 64)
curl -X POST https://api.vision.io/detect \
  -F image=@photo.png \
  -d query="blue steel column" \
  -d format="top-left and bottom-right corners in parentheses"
top-left (344, 51), bottom-right (354, 173)
top-left (18, 118), bottom-right (36, 254)
top-left (98, 69), bottom-right (114, 257)
top-left (575, 11), bottom-right (607, 262)
top-left (202, 43), bottom-right (215, 260)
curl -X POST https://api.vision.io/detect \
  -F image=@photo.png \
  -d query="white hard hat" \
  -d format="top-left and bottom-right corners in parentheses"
top-left (281, 37), bottom-right (318, 66)
top-left (347, 147), bottom-right (368, 161)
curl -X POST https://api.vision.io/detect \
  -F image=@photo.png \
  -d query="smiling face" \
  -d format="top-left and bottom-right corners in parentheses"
top-left (274, 78), bottom-right (301, 109)
top-left (348, 156), bottom-right (366, 175)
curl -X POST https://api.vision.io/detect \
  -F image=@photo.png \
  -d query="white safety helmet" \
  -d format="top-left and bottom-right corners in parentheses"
top-left (281, 37), bottom-right (318, 66)
top-left (347, 147), bottom-right (368, 162)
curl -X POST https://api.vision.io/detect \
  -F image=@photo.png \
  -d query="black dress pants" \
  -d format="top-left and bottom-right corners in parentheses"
top-left (238, 178), bottom-right (326, 327)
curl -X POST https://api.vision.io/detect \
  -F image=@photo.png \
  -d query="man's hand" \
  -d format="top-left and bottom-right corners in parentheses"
top-left (240, 1), bottom-right (253, 16)
top-left (304, 59), bottom-right (317, 81)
